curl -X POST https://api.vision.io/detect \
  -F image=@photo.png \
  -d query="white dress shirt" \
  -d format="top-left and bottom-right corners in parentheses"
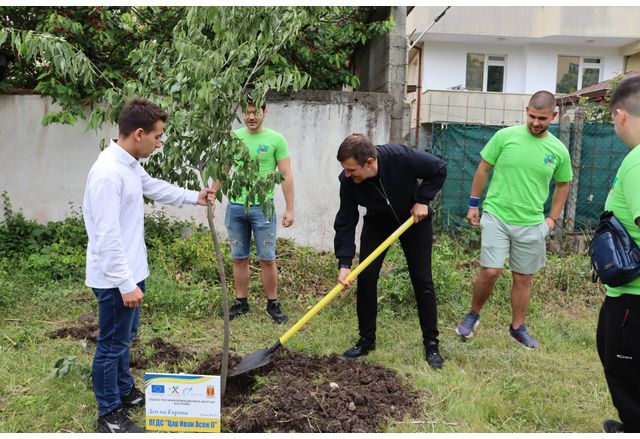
top-left (83, 140), bottom-right (199, 294)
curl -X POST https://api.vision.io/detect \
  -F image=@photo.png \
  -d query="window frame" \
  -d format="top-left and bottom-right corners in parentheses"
top-left (465, 53), bottom-right (507, 93)
top-left (556, 55), bottom-right (603, 93)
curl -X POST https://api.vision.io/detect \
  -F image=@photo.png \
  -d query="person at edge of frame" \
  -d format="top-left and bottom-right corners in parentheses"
top-left (597, 75), bottom-right (640, 434)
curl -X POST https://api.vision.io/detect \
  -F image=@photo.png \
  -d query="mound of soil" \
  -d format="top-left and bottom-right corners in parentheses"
top-left (48, 324), bottom-right (99, 343)
top-left (193, 348), bottom-right (421, 433)
top-left (130, 337), bottom-right (196, 369)
top-left (47, 323), bottom-right (191, 370)
top-left (49, 322), bottom-right (421, 432)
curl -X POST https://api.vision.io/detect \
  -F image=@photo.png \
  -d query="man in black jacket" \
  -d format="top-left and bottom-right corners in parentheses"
top-left (334, 134), bottom-right (447, 369)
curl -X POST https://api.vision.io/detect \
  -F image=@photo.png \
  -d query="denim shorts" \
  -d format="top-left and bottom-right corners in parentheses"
top-left (479, 211), bottom-right (549, 274)
top-left (225, 202), bottom-right (277, 260)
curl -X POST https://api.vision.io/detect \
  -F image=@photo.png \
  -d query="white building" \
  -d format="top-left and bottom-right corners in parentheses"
top-left (406, 6), bottom-right (640, 130)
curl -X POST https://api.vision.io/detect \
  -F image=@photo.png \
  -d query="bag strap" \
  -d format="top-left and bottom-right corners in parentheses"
top-left (591, 256), bottom-right (599, 284)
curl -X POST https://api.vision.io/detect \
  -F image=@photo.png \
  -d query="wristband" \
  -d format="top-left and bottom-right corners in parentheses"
top-left (339, 263), bottom-right (351, 270)
top-left (469, 196), bottom-right (481, 209)
top-left (548, 217), bottom-right (557, 225)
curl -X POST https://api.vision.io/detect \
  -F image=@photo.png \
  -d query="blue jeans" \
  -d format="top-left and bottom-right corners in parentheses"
top-left (225, 202), bottom-right (277, 260)
top-left (92, 280), bottom-right (144, 416)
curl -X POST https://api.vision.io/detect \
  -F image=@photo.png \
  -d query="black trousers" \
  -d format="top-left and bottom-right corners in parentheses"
top-left (596, 294), bottom-right (640, 432)
top-left (356, 214), bottom-right (439, 345)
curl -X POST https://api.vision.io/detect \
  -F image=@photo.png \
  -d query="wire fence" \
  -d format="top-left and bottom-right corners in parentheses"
top-left (427, 120), bottom-right (628, 232)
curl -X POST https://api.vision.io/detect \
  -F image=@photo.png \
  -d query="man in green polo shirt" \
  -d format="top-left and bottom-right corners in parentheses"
top-left (596, 76), bottom-right (640, 433)
top-left (455, 90), bottom-right (573, 349)
top-left (211, 101), bottom-right (294, 324)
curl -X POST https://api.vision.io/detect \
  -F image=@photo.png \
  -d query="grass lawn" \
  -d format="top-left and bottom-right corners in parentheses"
top-left (0, 221), bottom-right (615, 432)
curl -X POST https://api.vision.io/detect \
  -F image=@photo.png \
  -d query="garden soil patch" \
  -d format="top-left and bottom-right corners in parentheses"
top-left (47, 322), bottom-right (192, 370)
top-left (130, 337), bottom-right (196, 369)
top-left (49, 322), bottom-right (422, 432)
top-left (48, 324), bottom-right (100, 343)
top-left (193, 348), bottom-right (422, 433)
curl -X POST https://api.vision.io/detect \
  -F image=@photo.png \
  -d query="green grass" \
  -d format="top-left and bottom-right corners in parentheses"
top-left (0, 230), bottom-right (616, 433)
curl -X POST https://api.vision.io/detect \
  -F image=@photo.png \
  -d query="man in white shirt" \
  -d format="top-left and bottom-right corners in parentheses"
top-left (83, 99), bottom-right (215, 433)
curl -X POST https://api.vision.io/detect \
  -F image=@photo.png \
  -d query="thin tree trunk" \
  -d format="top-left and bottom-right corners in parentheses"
top-left (206, 201), bottom-right (230, 397)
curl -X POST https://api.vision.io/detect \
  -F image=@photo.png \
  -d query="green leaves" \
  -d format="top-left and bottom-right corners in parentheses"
top-left (48, 356), bottom-right (91, 380)
top-left (1, 6), bottom-right (184, 124)
top-left (128, 6), bottom-right (311, 200)
top-left (270, 6), bottom-right (393, 90)
top-left (6, 29), bottom-right (96, 84)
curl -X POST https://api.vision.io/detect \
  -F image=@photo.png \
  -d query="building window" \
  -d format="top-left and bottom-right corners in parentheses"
top-left (465, 53), bottom-right (506, 92)
top-left (556, 56), bottom-right (602, 94)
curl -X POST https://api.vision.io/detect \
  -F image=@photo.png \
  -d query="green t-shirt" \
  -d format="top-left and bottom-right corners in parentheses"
top-left (480, 125), bottom-right (573, 225)
top-left (604, 144), bottom-right (640, 297)
top-left (231, 127), bottom-right (289, 205)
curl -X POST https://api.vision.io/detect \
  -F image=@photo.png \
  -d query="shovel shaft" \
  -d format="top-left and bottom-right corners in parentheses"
top-left (278, 216), bottom-right (414, 346)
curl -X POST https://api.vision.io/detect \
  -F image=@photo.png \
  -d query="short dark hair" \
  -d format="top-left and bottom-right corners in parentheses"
top-left (528, 90), bottom-right (556, 111)
top-left (243, 90), bottom-right (267, 111)
top-left (610, 76), bottom-right (640, 116)
top-left (337, 134), bottom-right (377, 165)
top-left (246, 98), bottom-right (267, 111)
top-left (118, 99), bottom-right (168, 137)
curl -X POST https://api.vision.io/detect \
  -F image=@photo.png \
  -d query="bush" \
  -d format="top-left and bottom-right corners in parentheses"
top-left (0, 261), bottom-right (12, 309)
top-left (144, 209), bottom-right (205, 250)
top-left (376, 235), bottom-right (475, 315)
top-left (143, 269), bottom-right (222, 318)
top-left (0, 192), bottom-right (87, 260)
top-left (24, 241), bottom-right (86, 282)
top-left (162, 231), bottom-right (233, 285)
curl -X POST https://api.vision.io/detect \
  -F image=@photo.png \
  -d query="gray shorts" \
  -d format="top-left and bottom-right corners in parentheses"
top-left (479, 211), bottom-right (549, 274)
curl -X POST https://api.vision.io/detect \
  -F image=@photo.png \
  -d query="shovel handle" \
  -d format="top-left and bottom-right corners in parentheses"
top-left (278, 216), bottom-right (415, 346)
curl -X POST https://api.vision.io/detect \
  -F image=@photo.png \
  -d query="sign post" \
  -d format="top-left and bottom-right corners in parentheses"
top-left (144, 373), bottom-right (221, 433)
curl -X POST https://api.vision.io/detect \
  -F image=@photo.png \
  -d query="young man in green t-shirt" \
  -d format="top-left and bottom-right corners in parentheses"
top-left (211, 102), bottom-right (294, 324)
top-left (455, 91), bottom-right (573, 349)
top-left (596, 76), bottom-right (640, 433)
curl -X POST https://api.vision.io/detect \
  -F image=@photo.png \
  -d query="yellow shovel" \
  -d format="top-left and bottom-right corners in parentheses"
top-left (228, 216), bottom-right (415, 377)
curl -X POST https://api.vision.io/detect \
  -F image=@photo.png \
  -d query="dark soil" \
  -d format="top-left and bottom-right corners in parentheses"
top-left (48, 324), bottom-right (99, 343)
top-left (130, 337), bottom-right (196, 369)
top-left (50, 321), bottom-right (422, 433)
top-left (47, 321), bottom-right (193, 370)
top-left (193, 348), bottom-right (421, 433)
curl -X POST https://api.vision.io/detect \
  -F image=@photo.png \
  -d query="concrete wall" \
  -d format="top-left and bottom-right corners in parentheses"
top-left (0, 91), bottom-right (392, 250)
top-left (354, 6), bottom-right (406, 143)
top-left (416, 90), bottom-right (533, 126)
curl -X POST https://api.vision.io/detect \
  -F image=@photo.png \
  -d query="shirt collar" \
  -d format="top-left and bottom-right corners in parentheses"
top-left (109, 139), bottom-right (138, 167)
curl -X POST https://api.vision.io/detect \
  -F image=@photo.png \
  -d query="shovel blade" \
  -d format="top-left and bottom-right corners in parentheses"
top-left (228, 348), bottom-right (273, 377)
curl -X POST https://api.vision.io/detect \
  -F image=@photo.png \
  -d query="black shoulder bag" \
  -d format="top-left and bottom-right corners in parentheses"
top-left (588, 211), bottom-right (640, 287)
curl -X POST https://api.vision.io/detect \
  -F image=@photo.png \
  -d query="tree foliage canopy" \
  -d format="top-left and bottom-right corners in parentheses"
top-left (0, 6), bottom-right (393, 125)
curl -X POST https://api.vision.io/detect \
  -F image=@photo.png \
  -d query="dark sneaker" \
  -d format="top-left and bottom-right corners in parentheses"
top-left (425, 341), bottom-right (444, 369)
top-left (509, 323), bottom-right (540, 349)
top-left (602, 419), bottom-right (624, 433)
top-left (228, 299), bottom-right (249, 320)
top-left (266, 300), bottom-right (288, 324)
top-left (342, 338), bottom-right (375, 358)
top-left (122, 386), bottom-right (145, 409)
top-left (96, 407), bottom-right (144, 433)
top-left (455, 310), bottom-right (480, 340)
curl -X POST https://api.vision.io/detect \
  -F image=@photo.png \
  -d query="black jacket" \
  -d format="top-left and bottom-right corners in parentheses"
top-left (333, 144), bottom-right (447, 266)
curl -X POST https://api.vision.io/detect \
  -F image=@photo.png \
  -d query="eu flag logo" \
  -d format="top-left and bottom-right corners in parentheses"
top-left (152, 385), bottom-right (165, 394)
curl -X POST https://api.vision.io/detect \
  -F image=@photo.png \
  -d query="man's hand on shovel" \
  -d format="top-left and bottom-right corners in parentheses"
top-left (410, 202), bottom-right (429, 222)
top-left (337, 267), bottom-right (353, 288)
